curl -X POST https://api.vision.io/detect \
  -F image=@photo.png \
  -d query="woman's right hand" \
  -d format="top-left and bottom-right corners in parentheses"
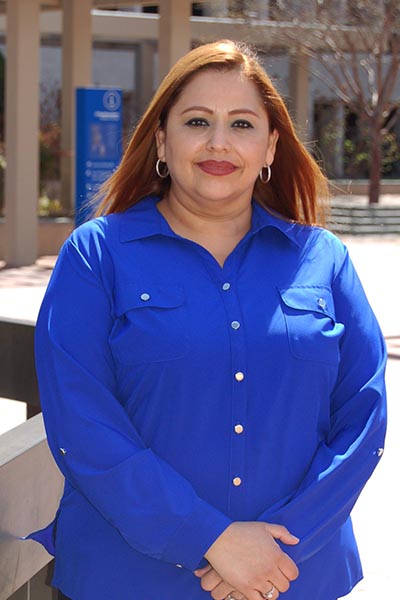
top-left (200, 521), bottom-right (299, 600)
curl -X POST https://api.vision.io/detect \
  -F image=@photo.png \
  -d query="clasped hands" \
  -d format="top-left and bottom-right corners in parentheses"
top-left (194, 521), bottom-right (300, 600)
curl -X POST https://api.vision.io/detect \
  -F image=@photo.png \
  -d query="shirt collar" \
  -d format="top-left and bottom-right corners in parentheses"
top-left (119, 195), bottom-right (301, 248)
top-left (119, 196), bottom-right (167, 242)
top-left (250, 201), bottom-right (301, 247)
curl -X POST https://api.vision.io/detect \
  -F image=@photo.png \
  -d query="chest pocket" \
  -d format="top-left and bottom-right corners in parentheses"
top-left (110, 283), bottom-right (188, 365)
top-left (279, 285), bottom-right (343, 365)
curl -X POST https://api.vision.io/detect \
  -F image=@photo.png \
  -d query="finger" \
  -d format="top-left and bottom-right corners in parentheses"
top-left (194, 564), bottom-right (212, 577)
top-left (272, 575), bottom-right (288, 594)
top-left (245, 590), bottom-right (272, 600)
top-left (260, 573), bottom-right (290, 600)
top-left (224, 592), bottom-right (246, 600)
top-left (199, 568), bottom-right (224, 591)
top-left (277, 552), bottom-right (299, 582)
top-left (210, 581), bottom-right (237, 600)
top-left (258, 583), bottom-right (279, 599)
top-left (265, 524), bottom-right (300, 546)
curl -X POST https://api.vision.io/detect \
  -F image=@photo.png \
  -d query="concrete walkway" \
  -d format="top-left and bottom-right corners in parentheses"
top-left (0, 231), bottom-right (399, 599)
top-left (0, 256), bottom-right (55, 324)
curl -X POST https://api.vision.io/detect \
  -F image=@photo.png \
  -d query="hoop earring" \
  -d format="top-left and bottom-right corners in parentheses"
top-left (259, 165), bottom-right (271, 184)
top-left (156, 159), bottom-right (169, 179)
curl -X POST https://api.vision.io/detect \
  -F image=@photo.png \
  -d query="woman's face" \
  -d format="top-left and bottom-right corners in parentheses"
top-left (156, 69), bottom-right (279, 212)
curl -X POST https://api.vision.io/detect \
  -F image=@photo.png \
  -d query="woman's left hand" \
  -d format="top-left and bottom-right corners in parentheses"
top-left (194, 564), bottom-right (246, 600)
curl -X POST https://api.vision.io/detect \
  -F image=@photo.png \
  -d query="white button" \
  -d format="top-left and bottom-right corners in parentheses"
top-left (175, 564), bottom-right (183, 569)
top-left (222, 282), bottom-right (231, 291)
top-left (140, 292), bottom-right (151, 301)
top-left (234, 424), bottom-right (244, 434)
top-left (59, 447), bottom-right (67, 455)
top-left (232, 476), bottom-right (242, 486)
top-left (317, 297), bottom-right (326, 309)
top-left (231, 321), bottom-right (241, 330)
top-left (376, 447), bottom-right (384, 457)
top-left (235, 371), bottom-right (245, 381)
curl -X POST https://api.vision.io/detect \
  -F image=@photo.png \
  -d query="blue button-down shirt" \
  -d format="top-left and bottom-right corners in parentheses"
top-left (34, 196), bottom-right (386, 600)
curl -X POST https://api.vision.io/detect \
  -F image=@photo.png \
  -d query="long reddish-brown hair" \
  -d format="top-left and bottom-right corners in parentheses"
top-left (96, 40), bottom-right (328, 225)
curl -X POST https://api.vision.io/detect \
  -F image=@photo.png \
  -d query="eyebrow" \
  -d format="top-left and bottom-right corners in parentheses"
top-left (180, 106), bottom-right (261, 118)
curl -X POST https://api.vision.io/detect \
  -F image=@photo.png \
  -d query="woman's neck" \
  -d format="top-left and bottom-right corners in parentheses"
top-left (157, 194), bottom-right (252, 267)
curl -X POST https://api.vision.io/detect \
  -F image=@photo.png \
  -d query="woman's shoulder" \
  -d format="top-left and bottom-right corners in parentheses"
top-left (262, 203), bottom-right (348, 263)
top-left (67, 196), bottom-right (158, 251)
top-left (283, 220), bottom-right (349, 277)
top-left (258, 203), bottom-right (345, 254)
top-left (290, 219), bottom-right (346, 252)
top-left (69, 213), bottom-right (115, 247)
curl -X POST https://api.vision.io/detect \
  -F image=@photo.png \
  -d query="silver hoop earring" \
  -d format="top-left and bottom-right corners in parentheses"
top-left (259, 165), bottom-right (271, 184)
top-left (156, 159), bottom-right (169, 179)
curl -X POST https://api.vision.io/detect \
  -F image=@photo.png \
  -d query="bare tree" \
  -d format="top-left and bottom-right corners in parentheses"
top-left (242, 0), bottom-right (400, 203)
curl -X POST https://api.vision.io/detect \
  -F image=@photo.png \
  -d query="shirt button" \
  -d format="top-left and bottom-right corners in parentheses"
top-left (59, 447), bottom-right (67, 455)
top-left (234, 424), bottom-right (244, 434)
top-left (140, 292), bottom-right (151, 301)
top-left (231, 320), bottom-right (241, 330)
top-left (317, 297), bottom-right (326, 309)
top-left (222, 282), bottom-right (231, 291)
top-left (175, 564), bottom-right (183, 569)
top-left (376, 447), bottom-right (384, 457)
top-left (234, 371), bottom-right (245, 381)
top-left (232, 476), bottom-right (242, 487)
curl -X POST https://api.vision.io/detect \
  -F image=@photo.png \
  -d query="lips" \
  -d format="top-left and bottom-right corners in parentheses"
top-left (197, 160), bottom-right (237, 176)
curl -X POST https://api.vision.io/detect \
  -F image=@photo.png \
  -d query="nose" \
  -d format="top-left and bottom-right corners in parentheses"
top-left (206, 123), bottom-right (231, 152)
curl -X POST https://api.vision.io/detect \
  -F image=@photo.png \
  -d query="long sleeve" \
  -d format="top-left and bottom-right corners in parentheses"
top-left (257, 247), bottom-right (387, 564)
top-left (30, 199), bottom-right (380, 599)
top-left (35, 229), bottom-right (231, 571)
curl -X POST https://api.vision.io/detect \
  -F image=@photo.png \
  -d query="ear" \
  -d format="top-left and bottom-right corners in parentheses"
top-left (155, 127), bottom-right (166, 161)
top-left (265, 129), bottom-right (279, 166)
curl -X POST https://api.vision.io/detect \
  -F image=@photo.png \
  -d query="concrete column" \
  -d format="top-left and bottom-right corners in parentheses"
top-left (209, 0), bottom-right (229, 16)
top-left (4, 0), bottom-right (40, 266)
top-left (61, 0), bottom-right (92, 215)
top-left (157, 0), bottom-right (191, 83)
top-left (138, 40), bottom-right (155, 115)
top-left (288, 52), bottom-right (311, 141)
top-left (255, 0), bottom-right (271, 19)
top-left (334, 103), bottom-right (345, 178)
top-left (315, 101), bottom-right (345, 178)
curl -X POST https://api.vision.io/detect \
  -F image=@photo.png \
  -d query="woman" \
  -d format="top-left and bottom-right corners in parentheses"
top-left (33, 40), bottom-right (386, 600)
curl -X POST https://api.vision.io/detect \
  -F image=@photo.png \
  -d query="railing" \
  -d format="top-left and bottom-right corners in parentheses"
top-left (0, 414), bottom-right (64, 599)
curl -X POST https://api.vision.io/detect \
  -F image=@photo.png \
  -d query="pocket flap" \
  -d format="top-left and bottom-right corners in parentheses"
top-left (114, 283), bottom-right (185, 317)
top-left (279, 286), bottom-right (335, 320)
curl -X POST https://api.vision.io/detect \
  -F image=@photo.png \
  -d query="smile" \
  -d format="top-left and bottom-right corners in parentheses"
top-left (197, 160), bottom-right (237, 176)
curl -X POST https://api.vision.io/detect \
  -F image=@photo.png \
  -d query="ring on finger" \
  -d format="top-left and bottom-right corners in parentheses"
top-left (262, 584), bottom-right (276, 599)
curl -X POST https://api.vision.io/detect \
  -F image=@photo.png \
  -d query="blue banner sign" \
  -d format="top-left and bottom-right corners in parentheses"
top-left (75, 88), bottom-right (122, 225)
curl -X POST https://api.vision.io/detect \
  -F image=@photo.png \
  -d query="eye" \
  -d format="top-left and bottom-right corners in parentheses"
top-left (185, 118), bottom-right (209, 127)
top-left (232, 120), bottom-right (253, 129)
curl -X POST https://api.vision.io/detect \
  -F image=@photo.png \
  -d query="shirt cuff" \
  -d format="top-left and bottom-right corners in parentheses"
top-left (161, 498), bottom-right (232, 571)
